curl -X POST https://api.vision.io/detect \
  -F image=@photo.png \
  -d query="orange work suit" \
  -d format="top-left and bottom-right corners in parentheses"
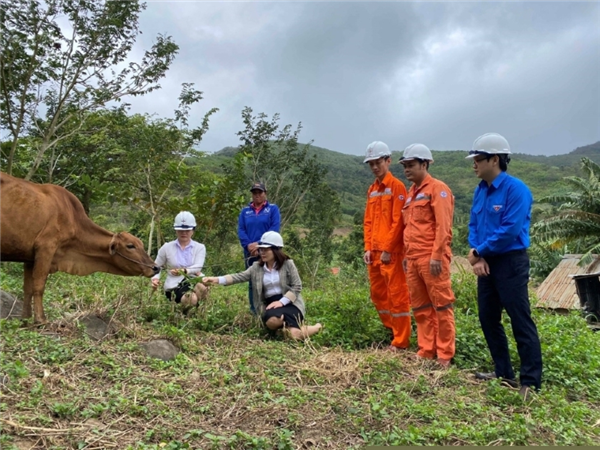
top-left (402, 173), bottom-right (456, 360)
top-left (364, 171), bottom-right (411, 349)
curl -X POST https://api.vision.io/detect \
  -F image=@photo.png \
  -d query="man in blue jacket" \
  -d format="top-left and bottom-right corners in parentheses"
top-left (466, 132), bottom-right (542, 401)
top-left (238, 182), bottom-right (281, 313)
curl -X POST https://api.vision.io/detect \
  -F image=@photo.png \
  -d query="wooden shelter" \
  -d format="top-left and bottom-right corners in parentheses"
top-left (536, 255), bottom-right (600, 314)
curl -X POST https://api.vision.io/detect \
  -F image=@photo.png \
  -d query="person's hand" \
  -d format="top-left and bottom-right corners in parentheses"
top-left (170, 268), bottom-right (187, 276)
top-left (363, 250), bottom-right (372, 265)
top-left (266, 301), bottom-right (284, 310)
top-left (430, 259), bottom-right (442, 276)
top-left (381, 251), bottom-right (391, 265)
top-left (402, 259), bottom-right (408, 273)
top-left (248, 242), bottom-right (259, 253)
top-left (468, 248), bottom-right (480, 266)
top-left (151, 278), bottom-right (160, 290)
top-left (202, 277), bottom-right (219, 285)
top-left (472, 258), bottom-right (490, 277)
top-left (250, 249), bottom-right (259, 257)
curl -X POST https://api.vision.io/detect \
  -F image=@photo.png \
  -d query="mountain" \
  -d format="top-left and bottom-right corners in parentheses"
top-left (199, 142), bottom-right (600, 223)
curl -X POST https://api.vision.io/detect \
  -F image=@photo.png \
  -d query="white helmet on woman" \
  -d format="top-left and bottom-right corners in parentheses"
top-left (173, 211), bottom-right (196, 230)
top-left (400, 143), bottom-right (433, 163)
top-left (363, 141), bottom-right (391, 163)
top-left (466, 133), bottom-right (512, 159)
top-left (258, 231), bottom-right (284, 248)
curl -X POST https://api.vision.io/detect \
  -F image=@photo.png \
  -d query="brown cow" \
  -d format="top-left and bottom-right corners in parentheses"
top-left (0, 172), bottom-right (159, 323)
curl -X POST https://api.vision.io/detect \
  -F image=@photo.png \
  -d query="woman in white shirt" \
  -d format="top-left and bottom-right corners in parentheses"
top-left (203, 231), bottom-right (322, 340)
top-left (151, 211), bottom-right (207, 311)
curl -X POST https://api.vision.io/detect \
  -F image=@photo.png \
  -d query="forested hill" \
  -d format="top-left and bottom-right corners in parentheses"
top-left (205, 142), bottom-right (600, 221)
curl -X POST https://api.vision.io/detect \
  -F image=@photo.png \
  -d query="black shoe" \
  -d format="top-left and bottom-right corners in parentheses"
top-left (519, 385), bottom-right (533, 401)
top-left (475, 371), bottom-right (518, 388)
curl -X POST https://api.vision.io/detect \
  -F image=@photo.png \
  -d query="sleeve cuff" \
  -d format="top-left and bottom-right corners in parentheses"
top-left (280, 297), bottom-right (291, 306)
top-left (218, 276), bottom-right (227, 285)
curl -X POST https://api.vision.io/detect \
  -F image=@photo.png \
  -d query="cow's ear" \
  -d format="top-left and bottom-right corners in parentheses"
top-left (109, 234), bottom-right (118, 255)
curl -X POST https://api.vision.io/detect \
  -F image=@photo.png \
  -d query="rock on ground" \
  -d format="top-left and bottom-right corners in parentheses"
top-left (78, 314), bottom-right (115, 341)
top-left (0, 290), bottom-right (23, 319)
top-left (140, 339), bottom-right (180, 361)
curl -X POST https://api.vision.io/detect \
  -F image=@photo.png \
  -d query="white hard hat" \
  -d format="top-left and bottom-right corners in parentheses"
top-left (173, 211), bottom-right (196, 230)
top-left (466, 133), bottom-right (512, 159)
top-left (363, 141), bottom-right (391, 163)
top-left (257, 231), bottom-right (284, 248)
top-left (400, 143), bottom-right (433, 163)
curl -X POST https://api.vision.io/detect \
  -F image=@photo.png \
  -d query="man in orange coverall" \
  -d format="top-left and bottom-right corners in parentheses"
top-left (363, 141), bottom-right (411, 351)
top-left (400, 143), bottom-right (456, 367)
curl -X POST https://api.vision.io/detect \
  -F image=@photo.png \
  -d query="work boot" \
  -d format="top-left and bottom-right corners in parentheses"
top-left (474, 371), bottom-right (518, 388)
top-left (519, 386), bottom-right (532, 401)
top-left (385, 344), bottom-right (407, 353)
top-left (436, 358), bottom-right (451, 369)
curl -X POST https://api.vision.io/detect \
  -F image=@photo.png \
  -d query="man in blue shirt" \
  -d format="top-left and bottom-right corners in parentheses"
top-left (466, 133), bottom-right (542, 400)
top-left (238, 182), bottom-right (281, 313)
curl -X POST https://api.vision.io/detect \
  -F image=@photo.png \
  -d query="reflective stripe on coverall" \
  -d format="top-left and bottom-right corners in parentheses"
top-left (402, 174), bottom-right (456, 360)
top-left (364, 171), bottom-right (411, 349)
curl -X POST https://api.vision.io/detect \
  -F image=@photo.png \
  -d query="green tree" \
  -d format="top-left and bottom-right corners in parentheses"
top-left (0, 0), bottom-right (178, 179)
top-left (286, 182), bottom-right (341, 286)
top-left (124, 83), bottom-right (217, 254)
top-left (236, 107), bottom-right (329, 228)
top-left (533, 157), bottom-right (600, 265)
top-left (36, 83), bottom-right (217, 253)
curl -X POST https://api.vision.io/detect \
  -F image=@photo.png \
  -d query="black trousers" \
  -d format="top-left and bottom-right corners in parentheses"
top-left (477, 250), bottom-right (543, 389)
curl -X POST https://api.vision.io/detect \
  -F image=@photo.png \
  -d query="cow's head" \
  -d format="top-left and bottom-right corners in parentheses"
top-left (109, 232), bottom-right (159, 277)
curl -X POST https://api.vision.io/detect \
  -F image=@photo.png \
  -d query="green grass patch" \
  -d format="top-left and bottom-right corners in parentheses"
top-left (1, 263), bottom-right (599, 448)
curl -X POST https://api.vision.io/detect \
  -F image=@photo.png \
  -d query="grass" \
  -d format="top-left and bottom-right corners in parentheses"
top-left (1, 263), bottom-right (599, 449)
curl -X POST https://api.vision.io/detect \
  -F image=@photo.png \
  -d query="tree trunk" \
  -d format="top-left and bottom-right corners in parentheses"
top-left (147, 217), bottom-right (155, 256)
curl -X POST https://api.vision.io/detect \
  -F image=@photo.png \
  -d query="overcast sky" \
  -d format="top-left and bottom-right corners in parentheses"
top-left (125, 1), bottom-right (600, 157)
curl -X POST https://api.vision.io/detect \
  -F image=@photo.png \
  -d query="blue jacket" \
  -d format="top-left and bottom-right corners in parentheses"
top-left (468, 171), bottom-right (532, 257)
top-left (238, 202), bottom-right (281, 252)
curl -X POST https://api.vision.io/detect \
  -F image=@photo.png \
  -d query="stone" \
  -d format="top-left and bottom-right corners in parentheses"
top-left (79, 314), bottom-right (111, 341)
top-left (140, 339), bottom-right (180, 361)
top-left (0, 290), bottom-right (23, 319)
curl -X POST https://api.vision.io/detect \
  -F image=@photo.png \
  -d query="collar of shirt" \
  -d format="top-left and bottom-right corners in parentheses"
top-left (375, 171), bottom-right (394, 189)
top-left (411, 173), bottom-right (433, 195)
top-left (250, 201), bottom-right (269, 213)
top-left (479, 171), bottom-right (508, 191)
top-left (175, 240), bottom-right (195, 251)
top-left (263, 263), bottom-right (278, 272)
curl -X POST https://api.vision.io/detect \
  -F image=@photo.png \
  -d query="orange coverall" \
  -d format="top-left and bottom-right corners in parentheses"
top-left (364, 171), bottom-right (411, 349)
top-left (402, 173), bottom-right (456, 360)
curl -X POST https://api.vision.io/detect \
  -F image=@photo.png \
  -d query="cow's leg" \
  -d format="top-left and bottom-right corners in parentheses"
top-left (22, 262), bottom-right (34, 319)
top-left (31, 252), bottom-right (54, 324)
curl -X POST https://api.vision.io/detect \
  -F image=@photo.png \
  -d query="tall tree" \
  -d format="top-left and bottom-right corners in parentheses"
top-left (0, 0), bottom-right (178, 179)
top-left (533, 157), bottom-right (600, 265)
top-left (235, 107), bottom-right (329, 228)
top-left (130, 83), bottom-right (216, 254)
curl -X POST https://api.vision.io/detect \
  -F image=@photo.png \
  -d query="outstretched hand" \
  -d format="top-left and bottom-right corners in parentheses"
top-left (202, 277), bottom-right (219, 285)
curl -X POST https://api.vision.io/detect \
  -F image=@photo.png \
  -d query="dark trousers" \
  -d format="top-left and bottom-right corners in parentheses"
top-left (244, 251), bottom-right (259, 314)
top-left (477, 250), bottom-right (543, 389)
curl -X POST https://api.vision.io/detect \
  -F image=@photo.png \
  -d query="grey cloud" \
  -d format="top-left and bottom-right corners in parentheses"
top-left (124, 2), bottom-right (599, 157)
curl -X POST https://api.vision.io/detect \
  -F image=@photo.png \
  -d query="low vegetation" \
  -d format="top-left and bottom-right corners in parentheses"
top-left (1, 263), bottom-right (599, 449)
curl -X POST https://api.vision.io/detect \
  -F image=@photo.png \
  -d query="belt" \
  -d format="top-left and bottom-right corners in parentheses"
top-left (486, 249), bottom-right (527, 259)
